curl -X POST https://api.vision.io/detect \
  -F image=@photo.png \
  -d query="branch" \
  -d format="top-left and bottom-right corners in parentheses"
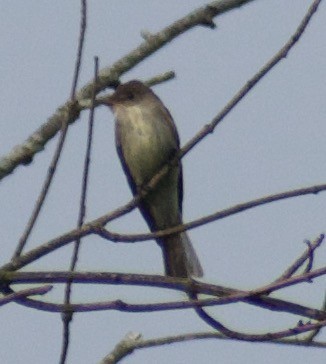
top-left (274, 235), bottom-right (324, 282)
top-left (1, 266), bottom-right (325, 320)
top-left (94, 186), bottom-right (326, 242)
top-left (304, 293), bottom-right (326, 342)
top-left (190, 300), bottom-right (326, 342)
top-left (100, 332), bottom-right (142, 364)
top-left (0, 285), bottom-right (52, 306)
top-left (100, 331), bottom-right (326, 364)
top-left (0, 0), bottom-right (254, 181)
top-left (59, 3), bottom-right (88, 363)
top-left (2, 183), bottom-right (325, 273)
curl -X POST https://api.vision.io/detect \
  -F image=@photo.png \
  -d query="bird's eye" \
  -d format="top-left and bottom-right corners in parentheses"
top-left (126, 92), bottom-right (134, 100)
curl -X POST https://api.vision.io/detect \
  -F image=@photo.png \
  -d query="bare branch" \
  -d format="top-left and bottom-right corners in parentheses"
top-left (100, 332), bottom-right (142, 364)
top-left (190, 300), bottom-right (326, 341)
top-left (145, 71), bottom-right (176, 87)
top-left (0, 285), bottom-right (52, 306)
top-left (11, 101), bottom-right (79, 259)
top-left (274, 235), bottom-right (324, 281)
top-left (94, 186), bottom-right (326, 242)
top-left (100, 332), bottom-right (326, 364)
top-left (58, 2), bottom-right (88, 363)
top-left (2, 265), bottom-right (325, 320)
top-left (12, 0), bottom-right (88, 260)
top-left (0, 0), bottom-right (254, 181)
top-left (114, 331), bottom-right (326, 350)
top-left (100, 331), bottom-right (326, 364)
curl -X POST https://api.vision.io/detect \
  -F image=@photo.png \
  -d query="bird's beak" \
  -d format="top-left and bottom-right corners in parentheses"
top-left (97, 95), bottom-right (114, 107)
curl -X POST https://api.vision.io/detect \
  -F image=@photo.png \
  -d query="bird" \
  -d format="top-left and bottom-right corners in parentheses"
top-left (100, 80), bottom-right (203, 278)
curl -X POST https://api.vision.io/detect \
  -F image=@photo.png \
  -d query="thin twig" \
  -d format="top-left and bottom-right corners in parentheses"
top-left (11, 0), bottom-right (88, 260)
top-left (11, 103), bottom-right (76, 259)
top-left (100, 332), bottom-right (142, 364)
top-left (59, 2), bottom-right (87, 364)
top-left (70, 4), bottom-right (87, 100)
top-left (275, 234), bottom-right (324, 282)
top-left (94, 70), bottom-right (176, 105)
top-left (303, 240), bottom-right (314, 276)
top-left (181, 0), bottom-right (322, 158)
top-left (189, 289), bottom-right (326, 342)
top-left (61, 55), bottom-right (98, 357)
top-left (145, 71), bottom-right (176, 87)
top-left (0, 285), bottom-right (52, 306)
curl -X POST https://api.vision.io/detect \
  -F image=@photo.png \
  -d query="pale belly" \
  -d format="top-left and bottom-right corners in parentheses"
top-left (115, 105), bottom-right (177, 186)
top-left (114, 104), bottom-right (181, 228)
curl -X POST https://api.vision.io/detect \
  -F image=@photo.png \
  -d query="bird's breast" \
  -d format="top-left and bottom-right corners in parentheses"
top-left (115, 104), bottom-right (178, 185)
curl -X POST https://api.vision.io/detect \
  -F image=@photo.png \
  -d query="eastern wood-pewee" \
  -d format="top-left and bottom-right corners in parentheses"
top-left (101, 80), bottom-right (203, 278)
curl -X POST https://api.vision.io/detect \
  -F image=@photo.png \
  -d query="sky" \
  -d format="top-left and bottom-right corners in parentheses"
top-left (0, 1), bottom-right (326, 363)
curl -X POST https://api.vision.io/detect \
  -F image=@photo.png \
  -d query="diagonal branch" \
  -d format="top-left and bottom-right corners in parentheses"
top-left (274, 235), bottom-right (324, 282)
top-left (0, 0), bottom-right (254, 181)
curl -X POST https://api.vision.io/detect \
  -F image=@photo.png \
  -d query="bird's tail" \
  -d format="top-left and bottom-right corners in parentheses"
top-left (160, 232), bottom-right (203, 278)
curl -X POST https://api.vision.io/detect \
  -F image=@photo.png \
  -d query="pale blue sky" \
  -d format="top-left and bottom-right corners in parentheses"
top-left (1, 1), bottom-right (325, 363)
